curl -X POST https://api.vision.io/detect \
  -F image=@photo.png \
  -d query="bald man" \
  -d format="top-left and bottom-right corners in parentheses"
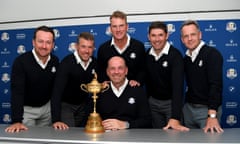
top-left (97, 56), bottom-right (151, 131)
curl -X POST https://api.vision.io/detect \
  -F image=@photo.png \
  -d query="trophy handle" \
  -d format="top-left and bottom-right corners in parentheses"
top-left (80, 84), bottom-right (88, 93)
top-left (101, 83), bottom-right (109, 93)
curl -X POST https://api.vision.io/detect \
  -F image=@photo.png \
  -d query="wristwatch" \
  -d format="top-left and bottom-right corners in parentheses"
top-left (125, 122), bottom-right (130, 129)
top-left (208, 113), bottom-right (217, 118)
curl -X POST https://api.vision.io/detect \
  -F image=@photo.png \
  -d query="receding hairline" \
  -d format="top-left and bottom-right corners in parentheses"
top-left (107, 56), bottom-right (127, 67)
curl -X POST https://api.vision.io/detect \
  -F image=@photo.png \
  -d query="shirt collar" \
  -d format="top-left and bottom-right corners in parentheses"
top-left (74, 50), bottom-right (92, 70)
top-left (110, 78), bottom-right (129, 98)
top-left (111, 34), bottom-right (130, 54)
top-left (149, 41), bottom-right (170, 61)
top-left (186, 40), bottom-right (205, 62)
top-left (32, 49), bottom-right (50, 69)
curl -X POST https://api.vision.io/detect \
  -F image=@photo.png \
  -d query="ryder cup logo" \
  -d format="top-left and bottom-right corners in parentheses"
top-left (128, 97), bottom-right (135, 104)
top-left (53, 29), bottom-right (60, 39)
top-left (226, 115), bottom-right (237, 126)
top-left (226, 22), bottom-right (237, 32)
top-left (1, 73), bottom-right (10, 83)
top-left (130, 52), bottom-right (136, 59)
top-left (3, 114), bottom-right (11, 123)
top-left (17, 45), bottom-right (26, 54)
top-left (68, 42), bottom-right (76, 52)
top-left (167, 24), bottom-right (176, 34)
top-left (226, 68), bottom-right (237, 79)
top-left (105, 26), bottom-right (112, 36)
top-left (1, 32), bottom-right (9, 42)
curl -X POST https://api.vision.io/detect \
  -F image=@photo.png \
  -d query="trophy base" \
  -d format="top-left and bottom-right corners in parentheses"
top-left (85, 112), bottom-right (105, 133)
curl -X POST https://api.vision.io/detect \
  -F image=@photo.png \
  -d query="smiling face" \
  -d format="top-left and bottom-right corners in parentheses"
top-left (148, 28), bottom-right (168, 54)
top-left (107, 56), bottom-right (128, 88)
top-left (181, 24), bottom-right (202, 52)
top-left (32, 30), bottom-right (54, 62)
top-left (76, 38), bottom-right (94, 63)
top-left (110, 17), bottom-right (128, 41)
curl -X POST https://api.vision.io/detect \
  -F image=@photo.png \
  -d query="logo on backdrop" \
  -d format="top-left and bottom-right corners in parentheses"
top-left (3, 114), bottom-right (11, 123)
top-left (2, 102), bottom-right (10, 108)
top-left (1, 73), bottom-right (10, 83)
top-left (105, 26), bottom-right (112, 36)
top-left (208, 40), bottom-right (217, 47)
top-left (17, 45), bottom-right (26, 54)
top-left (167, 24), bottom-right (176, 34)
top-left (226, 21), bottom-right (237, 32)
top-left (226, 68), bottom-right (237, 79)
top-left (53, 29), bottom-right (60, 39)
top-left (1, 32), bottom-right (9, 42)
top-left (144, 41), bottom-right (151, 50)
top-left (225, 39), bottom-right (238, 47)
top-left (226, 54), bottom-right (237, 63)
top-left (90, 29), bottom-right (98, 36)
top-left (226, 101), bottom-right (238, 109)
top-left (16, 33), bottom-right (26, 39)
top-left (68, 42), bottom-right (76, 52)
top-left (54, 45), bottom-right (58, 51)
top-left (128, 27), bottom-right (136, 34)
top-left (1, 61), bottom-right (10, 68)
top-left (204, 24), bottom-right (217, 32)
top-left (3, 88), bottom-right (9, 95)
top-left (226, 114), bottom-right (237, 126)
top-left (68, 30), bottom-right (78, 37)
top-left (228, 86), bottom-right (236, 93)
top-left (0, 48), bottom-right (11, 55)
top-left (169, 40), bottom-right (174, 45)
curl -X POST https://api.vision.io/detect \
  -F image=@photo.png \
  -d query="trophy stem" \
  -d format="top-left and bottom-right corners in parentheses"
top-left (93, 94), bottom-right (97, 113)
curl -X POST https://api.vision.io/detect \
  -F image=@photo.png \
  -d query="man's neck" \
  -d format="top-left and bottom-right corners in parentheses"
top-left (114, 35), bottom-right (128, 50)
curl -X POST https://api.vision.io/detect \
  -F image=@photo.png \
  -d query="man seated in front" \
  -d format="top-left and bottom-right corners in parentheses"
top-left (97, 56), bottom-right (152, 131)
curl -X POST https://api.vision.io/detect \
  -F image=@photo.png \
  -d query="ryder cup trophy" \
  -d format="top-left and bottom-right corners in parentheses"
top-left (80, 72), bottom-right (109, 133)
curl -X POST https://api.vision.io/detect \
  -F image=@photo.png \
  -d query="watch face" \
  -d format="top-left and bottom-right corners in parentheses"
top-left (209, 114), bottom-right (217, 118)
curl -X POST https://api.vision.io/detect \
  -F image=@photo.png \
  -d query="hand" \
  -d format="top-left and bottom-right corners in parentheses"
top-left (203, 118), bottom-right (224, 133)
top-left (102, 119), bottom-right (127, 131)
top-left (53, 121), bottom-right (69, 130)
top-left (5, 122), bottom-right (28, 133)
top-left (163, 119), bottom-right (189, 131)
top-left (129, 80), bottom-right (140, 87)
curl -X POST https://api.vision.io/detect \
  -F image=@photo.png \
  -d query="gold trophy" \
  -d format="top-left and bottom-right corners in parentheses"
top-left (80, 72), bottom-right (109, 133)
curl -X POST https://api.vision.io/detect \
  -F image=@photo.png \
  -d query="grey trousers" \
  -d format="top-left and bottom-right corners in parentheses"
top-left (149, 96), bottom-right (172, 128)
top-left (23, 101), bottom-right (51, 126)
top-left (183, 102), bottom-right (222, 128)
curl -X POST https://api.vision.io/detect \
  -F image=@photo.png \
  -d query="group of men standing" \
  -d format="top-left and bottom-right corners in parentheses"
top-left (5, 10), bottom-right (223, 134)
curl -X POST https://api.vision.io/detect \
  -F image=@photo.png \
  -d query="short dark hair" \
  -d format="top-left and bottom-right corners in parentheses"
top-left (77, 32), bottom-right (94, 44)
top-left (148, 21), bottom-right (168, 34)
top-left (33, 25), bottom-right (55, 42)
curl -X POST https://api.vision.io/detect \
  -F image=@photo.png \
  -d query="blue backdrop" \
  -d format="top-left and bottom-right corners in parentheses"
top-left (0, 19), bottom-right (239, 128)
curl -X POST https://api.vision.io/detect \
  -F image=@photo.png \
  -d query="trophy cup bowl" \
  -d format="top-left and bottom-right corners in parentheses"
top-left (80, 73), bottom-right (109, 133)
